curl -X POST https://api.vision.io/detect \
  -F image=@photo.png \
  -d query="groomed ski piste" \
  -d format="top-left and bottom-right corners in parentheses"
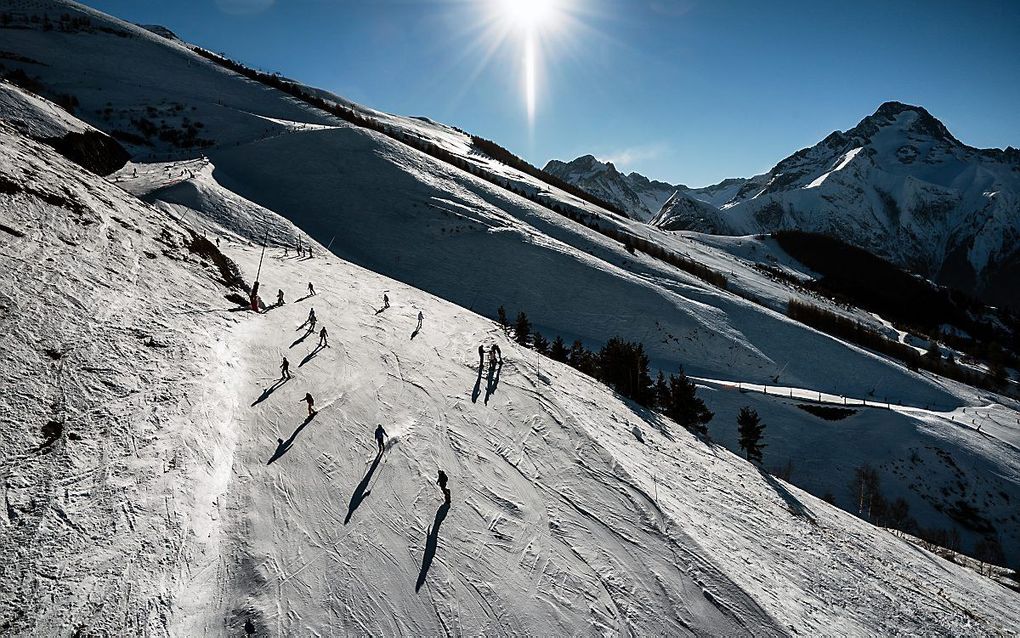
top-left (3, 122), bottom-right (1020, 636)
top-left (1, 1), bottom-right (1019, 634)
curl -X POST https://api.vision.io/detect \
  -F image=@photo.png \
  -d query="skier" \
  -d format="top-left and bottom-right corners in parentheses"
top-left (277, 289), bottom-right (285, 306)
top-left (416, 311), bottom-right (424, 331)
top-left (383, 293), bottom-right (390, 309)
top-left (478, 345), bottom-right (485, 367)
top-left (280, 356), bottom-right (291, 380)
top-left (374, 424), bottom-right (387, 455)
top-left (318, 326), bottom-right (329, 347)
top-left (300, 392), bottom-right (315, 416)
top-left (492, 344), bottom-right (502, 365)
top-left (437, 469), bottom-right (450, 505)
top-left (308, 308), bottom-right (317, 330)
top-left (308, 282), bottom-right (316, 296)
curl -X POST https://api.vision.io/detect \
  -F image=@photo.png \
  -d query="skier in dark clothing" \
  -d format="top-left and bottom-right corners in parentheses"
top-left (383, 293), bottom-right (389, 309)
top-left (437, 469), bottom-right (450, 504)
top-left (308, 308), bottom-right (316, 330)
top-left (280, 356), bottom-right (291, 380)
top-left (308, 282), bottom-right (316, 296)
top-left (374, 424), bottom-right (387, 455)
top-left (478, 345), bottom-right (485, 366)
top-left (300, 393), bottom-right (315, 416)
top-left (492, 344), bottom-right (502, 365)
top-left (416, 311), bottom-right (424, 330)
top-left (319, 326), bottom-right (329, 347)
top-left (277, 289), bottom-right (285, 306)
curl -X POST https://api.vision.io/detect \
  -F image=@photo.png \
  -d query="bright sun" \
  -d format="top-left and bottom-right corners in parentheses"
top-left (490, 0), bottom-right (563, 127)
top-left (496, 0), bottom-right (559, 32)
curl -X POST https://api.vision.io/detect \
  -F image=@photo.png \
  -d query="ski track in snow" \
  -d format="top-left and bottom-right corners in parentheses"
top-left (3, 111), bottom-right (1019, 637)
top-left (0, 3), bottom-right (1019, 633)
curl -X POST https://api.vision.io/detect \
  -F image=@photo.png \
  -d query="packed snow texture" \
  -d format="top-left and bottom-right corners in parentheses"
top-left (4, 0), bottom-right (1019, 569)
top-left (2, 1), bottom-right (1020, 634)
top-left (3, 124), bottom-right (1020, 636)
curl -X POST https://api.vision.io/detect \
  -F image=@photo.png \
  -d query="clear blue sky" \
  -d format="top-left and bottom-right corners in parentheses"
top-left (87, 0), bottom-right (1020, 186)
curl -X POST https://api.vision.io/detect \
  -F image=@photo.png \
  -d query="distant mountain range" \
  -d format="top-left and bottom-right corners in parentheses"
top-left (545, 103), bottom-right (1020, 307)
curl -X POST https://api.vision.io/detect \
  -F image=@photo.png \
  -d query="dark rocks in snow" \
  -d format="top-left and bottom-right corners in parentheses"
top-left (44, 130), bottom-right (129, 176)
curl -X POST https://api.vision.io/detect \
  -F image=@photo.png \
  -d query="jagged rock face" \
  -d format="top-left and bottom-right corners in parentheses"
top-left (543, 155), bottom-right (681, 221)
top-left (554, 103), bottom-right (1020, 306)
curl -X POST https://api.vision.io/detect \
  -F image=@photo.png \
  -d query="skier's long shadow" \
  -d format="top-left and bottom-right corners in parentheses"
top-left (251, 377), bottom-right (288, 406)
top-left (300, 344), bottom-right (326, 367)
top-left (415, 502), bottom-right (450, 592)
top-left (344, 452), bottom-right (382, 524)
top-left (758, 467), bottom-right (816, 524)
top-left (267, 413), bottom-right (316, 465)
top-left (484, 363), bottom-right (502, 404)
top-left (290, 326), bottom-right (314, 348)
top-left (410, 328), bottom-right (420, 340)
top-left (471, 363), bottom-right (484, 403)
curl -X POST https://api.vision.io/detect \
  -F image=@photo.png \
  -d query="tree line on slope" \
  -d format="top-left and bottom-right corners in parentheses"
top-left (787, 299), bottom-right (1010, 394)
top-left (498, 306), bottom-right (712, 435)
top-left (468, 136), bottom-right (629, 217)
top-left (773, 230), bottom-right (1020, 375)
top-left (189, 48), bottom-right (733, 294)
top-left (193, 40), bottom-right (1018, 403)
top-left (848, 464), bottom-right (1009, 570)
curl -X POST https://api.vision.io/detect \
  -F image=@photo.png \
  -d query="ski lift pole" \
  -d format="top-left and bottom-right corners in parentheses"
top-left (325, 235), bottom-right (336, 253)
top-left (254, 229), bottom-right (270, 283)
top-left (251, 229), bottom-right (269, 311)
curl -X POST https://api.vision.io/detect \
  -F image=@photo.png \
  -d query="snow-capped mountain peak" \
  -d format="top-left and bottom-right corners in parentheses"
top-left (554, 102), bottom-right (1020, 306)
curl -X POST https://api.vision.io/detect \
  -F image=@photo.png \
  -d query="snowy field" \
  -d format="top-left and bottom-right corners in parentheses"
top-left (3, 124), bottom-right (1020, 635)
top-left (1, 1), bottom-right (1019, 634)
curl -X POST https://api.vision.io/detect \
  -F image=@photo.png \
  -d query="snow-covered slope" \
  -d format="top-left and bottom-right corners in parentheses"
top-left (3, 0), bottom-right (1019, 603)
top-left (651, 103), bottom-right (1020, 307)
top-left (3, 122), bottom-right (1020, 636)
top-left (543, 154), bottom-right (682, 221)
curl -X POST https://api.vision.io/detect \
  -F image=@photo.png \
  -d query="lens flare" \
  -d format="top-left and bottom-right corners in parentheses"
top-left (491, 0), bottom-right (563, 128)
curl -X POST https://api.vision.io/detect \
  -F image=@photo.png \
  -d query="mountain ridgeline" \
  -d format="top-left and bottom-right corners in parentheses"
top-left (548, 103), bottom-right (1020, 308)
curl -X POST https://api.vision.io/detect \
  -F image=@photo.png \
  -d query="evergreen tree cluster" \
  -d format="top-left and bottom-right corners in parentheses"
top-left (501, 306), bottom-right (713, 436)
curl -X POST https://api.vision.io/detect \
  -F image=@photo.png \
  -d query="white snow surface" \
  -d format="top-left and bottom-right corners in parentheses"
top-left (2, 2), bottom-right (1020, 633)
top-left (804, 147), bottom-right (864, 189)
top-left (3, 124), bottom-right (1020, 636)
top-left (644, 104), bottom-right (1020, 303)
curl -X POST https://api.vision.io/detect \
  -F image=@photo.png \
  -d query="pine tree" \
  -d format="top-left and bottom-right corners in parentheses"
top-left (666, 369), bottom-right (713, 436)
top-left (653, 371), bottom-right (669, 410)
top-left (532, 331), bottom-right (549, 355)
top-left (549, 336), bottom-right (569, 363)
top-left (568, 340), bottom-right (598, 377)
top-left (597, 337), bottom-right (654, 406)
top-left (736, 406), bottom-right (765, 463)
top-left (513, 311), bottom-right (531, 347)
